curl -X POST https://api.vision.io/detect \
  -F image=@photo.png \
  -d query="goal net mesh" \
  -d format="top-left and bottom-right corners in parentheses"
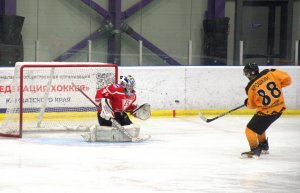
top-left (0, 62), bottom-right (118, 137)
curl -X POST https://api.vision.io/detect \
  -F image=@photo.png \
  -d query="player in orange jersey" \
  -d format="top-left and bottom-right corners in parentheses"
top-left (241, 63), bottom-right (292, 159)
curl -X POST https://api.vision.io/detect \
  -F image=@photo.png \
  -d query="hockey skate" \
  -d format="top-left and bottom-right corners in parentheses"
top-left (240, 147), bottom-right (261, 159)
top-left (259, 138), bottom-right (269, 154)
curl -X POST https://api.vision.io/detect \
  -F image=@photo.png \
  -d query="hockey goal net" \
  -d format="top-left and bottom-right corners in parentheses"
top-left (0, 62), bottom-right (118, 138)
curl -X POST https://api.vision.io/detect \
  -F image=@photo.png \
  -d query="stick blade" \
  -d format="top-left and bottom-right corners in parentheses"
top-left (198, 112), bottom-right (208, 122)
top-left (132, 134), bottom-right (151, 142)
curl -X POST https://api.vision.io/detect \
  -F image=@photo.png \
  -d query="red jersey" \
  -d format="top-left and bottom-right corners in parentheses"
top-left (95, 84), bottom-right (137, 113)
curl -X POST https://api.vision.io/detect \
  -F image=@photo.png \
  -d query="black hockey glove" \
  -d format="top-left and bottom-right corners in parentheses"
top-left (244, 98), bottom-right (248, 107)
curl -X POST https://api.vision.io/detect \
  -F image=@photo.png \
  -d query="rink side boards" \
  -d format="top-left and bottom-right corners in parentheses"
top-left (151, 109), bottom-right (300, 117)
top-left (1, 109), bottom-right (299, 123)
top-left (1, 65), bottom-right (299, 122)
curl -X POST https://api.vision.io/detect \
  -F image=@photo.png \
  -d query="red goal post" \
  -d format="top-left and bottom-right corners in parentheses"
top-left (0, 62), bottom-right (118, 138)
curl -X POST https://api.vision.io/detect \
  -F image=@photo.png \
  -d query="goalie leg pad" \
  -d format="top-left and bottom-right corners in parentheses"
top-left (123, 123), bottom-right (140, 138)
top-left (82, 124), bottom-right (140, 142)
top-left (81, 124), bottom-right (98, 142)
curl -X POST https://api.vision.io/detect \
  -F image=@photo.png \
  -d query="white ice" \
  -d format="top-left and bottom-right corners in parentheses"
top-left (0, 115), bottom-right (299, 193)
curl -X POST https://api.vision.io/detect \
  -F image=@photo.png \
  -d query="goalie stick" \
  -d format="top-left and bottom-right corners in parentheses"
top-left (71, 83), bottom-right (150, 142)
top-left (199, 104), bottom-right (245, 123)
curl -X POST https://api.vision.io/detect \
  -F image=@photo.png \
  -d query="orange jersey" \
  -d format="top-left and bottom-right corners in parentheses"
top-left (245, 69), bottom-right (292, 115)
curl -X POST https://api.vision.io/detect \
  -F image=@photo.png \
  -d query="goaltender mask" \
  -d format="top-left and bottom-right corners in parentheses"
top-left (82, 75), bottom-right (151, 142)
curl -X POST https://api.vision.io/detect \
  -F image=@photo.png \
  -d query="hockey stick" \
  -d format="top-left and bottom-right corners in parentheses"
top-left (72, 83), bottom-right (99, 107)
top-left (198, 104), bottom-right (245, 123)
top-left (71, 83), bottom-right (148, 142)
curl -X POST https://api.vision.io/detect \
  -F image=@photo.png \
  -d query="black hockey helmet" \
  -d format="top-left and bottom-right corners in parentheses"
top-left (243, 62), bottom-right (259, 80)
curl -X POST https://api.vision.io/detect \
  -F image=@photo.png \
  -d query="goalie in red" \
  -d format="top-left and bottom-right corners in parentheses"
top-left (82, 75), bottom-right (151, 142)
top-left (96, 75), bottom-right (138, 126)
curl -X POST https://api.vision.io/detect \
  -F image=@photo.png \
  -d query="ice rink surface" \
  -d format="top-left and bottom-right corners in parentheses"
top-left (0, 115), bottom-right (299, 193)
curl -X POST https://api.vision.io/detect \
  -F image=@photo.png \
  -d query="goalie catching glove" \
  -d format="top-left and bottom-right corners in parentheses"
top-left (132, 103), bottom-right (151, 120)
top-left (100, 98), bottom-right (114, 120)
